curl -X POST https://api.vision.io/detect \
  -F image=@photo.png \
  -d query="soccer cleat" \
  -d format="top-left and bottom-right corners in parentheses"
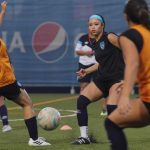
top-left (2, 125), bottom-right (12, 132)
top-left (89, 134), bottom-right (98, 143)
top-left (28, 137), bottom-right (51, 146)
top-left (71, 137), bottom-right (91, 145)
top-left (38, 137), bottom-right (46, 141)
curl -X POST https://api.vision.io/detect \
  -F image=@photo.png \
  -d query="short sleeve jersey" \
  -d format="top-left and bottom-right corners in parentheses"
top-left (75, 34), bottom-right (97, 65)
top-left (92, 32), bottom-right (125, 80)
top-left (0, 38), bottom-right (16, 87)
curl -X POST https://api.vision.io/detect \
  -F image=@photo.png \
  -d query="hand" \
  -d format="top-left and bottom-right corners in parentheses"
top-left (87, 50), bottom-right (95, 56)
top-left (1, 1), bottom-right (7, 12)
top-left (76, 68), bottom-right (87, 79)
top-left (118, 96), bottom-right (131, 116)
top-left (108, 81), bottom-right (123, 103)
top-left (109, 81), bottom-right (124, 94)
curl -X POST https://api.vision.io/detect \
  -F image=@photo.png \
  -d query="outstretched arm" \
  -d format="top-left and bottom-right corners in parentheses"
top-left (76, 50), bottom-right (94, 57)
top-left (76, 63), bottom-right (99, 78)
top-left (0, 1), bottom-right (7, 26)
top-left (84, 63), bottom-right (99, 74)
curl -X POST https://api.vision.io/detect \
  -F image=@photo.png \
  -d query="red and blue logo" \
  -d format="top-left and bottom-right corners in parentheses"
top-left (32, 22), bottom-right (68, 63)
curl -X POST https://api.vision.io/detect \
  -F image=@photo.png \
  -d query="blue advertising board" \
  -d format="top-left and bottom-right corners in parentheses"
top-left (0, 0), bottom-right (149, 87)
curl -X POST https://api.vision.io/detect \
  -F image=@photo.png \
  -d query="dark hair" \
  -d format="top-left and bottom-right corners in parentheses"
top-left (96, 14), bottom-right (105, 28)
top-left (89, 14), bottom-right (105, 28)
top-left (124, 0), bottom-right (150, 30)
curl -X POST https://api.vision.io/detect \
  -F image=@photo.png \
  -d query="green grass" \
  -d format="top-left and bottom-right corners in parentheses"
top-left (0, 93), bottom-right (150, 150)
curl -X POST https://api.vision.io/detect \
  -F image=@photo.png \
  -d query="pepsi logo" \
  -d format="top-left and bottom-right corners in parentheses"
top-left (32, 22), bottom-right (68, 63)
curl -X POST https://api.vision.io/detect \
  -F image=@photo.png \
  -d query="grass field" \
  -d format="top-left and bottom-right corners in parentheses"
top-left (0, 93), bottom-right (150, 150)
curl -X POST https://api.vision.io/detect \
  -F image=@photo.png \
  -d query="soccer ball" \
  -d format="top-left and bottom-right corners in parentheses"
top-left (37, 107), bottom-right (61, 131)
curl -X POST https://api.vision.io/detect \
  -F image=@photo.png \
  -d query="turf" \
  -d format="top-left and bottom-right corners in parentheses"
top-left (0, 93), bottom-right (149, 150)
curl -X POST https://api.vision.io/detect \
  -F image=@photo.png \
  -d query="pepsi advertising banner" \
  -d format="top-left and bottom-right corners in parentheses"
top-left (1, 0), bottom-right (149, 87)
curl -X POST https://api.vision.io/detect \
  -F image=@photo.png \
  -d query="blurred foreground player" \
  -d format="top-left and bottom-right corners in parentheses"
top-left (105, 0), bottom-right (150, 149)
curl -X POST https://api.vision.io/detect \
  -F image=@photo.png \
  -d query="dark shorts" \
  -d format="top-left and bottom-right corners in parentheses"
top-left (143, 102), bottom-right (150, 115)
top-left (77, 63), bottom-right (98, 83)
top-left (0, 81), bottom-right (23, 100)
top-left (93, 76), bottom-right (122, 98)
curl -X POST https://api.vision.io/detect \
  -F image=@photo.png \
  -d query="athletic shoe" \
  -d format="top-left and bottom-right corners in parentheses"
top-left (89, 134), bottom-right (98, 143)
top-left (2, 125), bottom-right (12, 132)
top-left (28, 137), bottom-right (51, 146)
top-left (71, 137), bottom-right (91, 145)
top-left (100, 110), bottom-right (108, 116)
top-left (39, 137), bottom-right (46, 141)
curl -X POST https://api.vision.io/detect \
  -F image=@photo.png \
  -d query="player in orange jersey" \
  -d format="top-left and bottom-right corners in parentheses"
top-left (0, 1), bottom-right (50, 146)
top-left (0, 1), bottom-right (12, 133)
top-left (104, 0), bottom-right (150, 150)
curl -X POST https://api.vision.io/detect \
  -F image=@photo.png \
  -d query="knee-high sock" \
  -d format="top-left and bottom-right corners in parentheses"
top-left (107, 104), bottom-right (117, 115)
top-left (105, 118), bottom-right (127, 150)
top-left (77, 95), bottom-right (91, 126)
top-left (77, 95), bottom-right (91, 138)
top-left (25, 116), bottom-right (38, 140)
top-left (0, 105), bottom-right (8, 126)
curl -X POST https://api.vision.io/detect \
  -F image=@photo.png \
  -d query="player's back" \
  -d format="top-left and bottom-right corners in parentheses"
top-left (132, 25), bottom-right (150, 102)
top-left (0, 38), bottom-right (16, 87)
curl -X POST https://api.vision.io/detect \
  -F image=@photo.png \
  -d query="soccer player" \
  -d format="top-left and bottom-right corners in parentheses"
top-left (75, 30), bottom-right (97, 92)
top-left (0, 96), bottom-right (12, 132)
top-left (104, 0), bottom-right (150, 150)
top-left (75, 27), bottom-right (107, 116)
top-left (71, 14), bottom-right (125, 144)
top-left (0, 1), bottom-right (50, 146)
top-left (0, 1), bottom-right (12, 133)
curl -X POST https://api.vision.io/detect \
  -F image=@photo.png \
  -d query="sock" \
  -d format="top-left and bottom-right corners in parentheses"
top-left (105, 118), bottom-right (127, 150)
top-left (0, 105), bottom-right (8, 126)
top-left (77, 95), bottom-right (91, 137)
top-left (107, 105), bottom-right (117, 115)
top-left (24, 116), bottom-right (38, 140)
top-left (80, 126), bottom-right (88, 138)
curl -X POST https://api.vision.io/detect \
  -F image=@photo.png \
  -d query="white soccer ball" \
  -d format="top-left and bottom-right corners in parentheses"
top-left (37, 107), bottom-right (61, 131)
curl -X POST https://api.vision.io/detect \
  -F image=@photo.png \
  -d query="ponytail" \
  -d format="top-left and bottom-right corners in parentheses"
top-left (124, 0), bottom-right (150, 30)
top-left (138, 8), bottom-right (150, 30)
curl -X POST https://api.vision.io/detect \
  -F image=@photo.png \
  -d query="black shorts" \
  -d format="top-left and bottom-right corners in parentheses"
top-left (93, 76), bottom-right (122, 98)
top-left (0, 81), bottom-right (23, 100)
top-left (77, 63), bottom-right (98, 83)
top-left (143, 102), bottom-right (150, 115)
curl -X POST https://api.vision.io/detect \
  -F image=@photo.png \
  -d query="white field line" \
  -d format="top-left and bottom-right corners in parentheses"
top-left (3, 95), bottom-right (78, 122)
